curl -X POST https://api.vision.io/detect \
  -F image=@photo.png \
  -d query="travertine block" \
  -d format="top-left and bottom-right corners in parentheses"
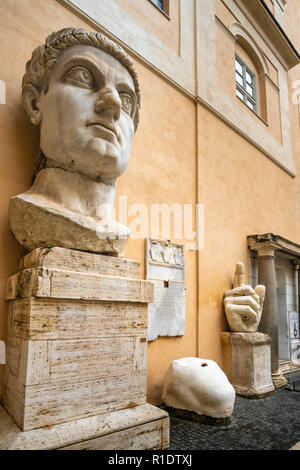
top-left (21, 247), bottom-right (141, 278)
top-left (0, 403), bottom-right (169, 450)
top-left (6, 268), bottom-right (153, 303)
top-left (2, 247), bottom-right (155, 433)
top-left (221, 332), bottom-right (275, 396)
top-left (8, 298), bottom-right (148, 340)
top-left (3, 368), bottom-right (146, 430)
top-left (61, 420), bottom-right (166, 450)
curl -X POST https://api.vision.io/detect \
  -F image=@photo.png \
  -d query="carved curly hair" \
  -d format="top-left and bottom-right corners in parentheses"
top-left (22, 27), bottom-right (141, 130)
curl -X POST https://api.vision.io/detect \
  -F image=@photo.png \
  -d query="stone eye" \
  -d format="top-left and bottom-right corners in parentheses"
top-left (64, 67), bottom-right (94, 89)
top-left (120, 93), bottom-right (134, 116)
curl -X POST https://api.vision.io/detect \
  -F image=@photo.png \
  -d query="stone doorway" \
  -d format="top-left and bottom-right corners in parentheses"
top-left (248, 234), bottom-right (300, 379)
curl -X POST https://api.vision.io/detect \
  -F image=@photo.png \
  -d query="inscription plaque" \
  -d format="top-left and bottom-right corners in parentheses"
top-left (146, 238), bottom-right (185, 341)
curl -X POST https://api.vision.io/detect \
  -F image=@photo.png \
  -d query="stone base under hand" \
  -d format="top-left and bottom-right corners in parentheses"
top-left (271, 371), bottom-right (288, 389)
top-left (0, 404), bottom-right (169, 450)
top-left (221, 332), bottom-right (275, 397)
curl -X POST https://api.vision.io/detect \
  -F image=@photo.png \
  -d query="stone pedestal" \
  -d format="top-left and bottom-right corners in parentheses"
top-left (0, 247), bottom-right (169, 449)
top-left (221, 332), bottom-right (275, 397)
top-left (0, 403), bottom-right (168, 450)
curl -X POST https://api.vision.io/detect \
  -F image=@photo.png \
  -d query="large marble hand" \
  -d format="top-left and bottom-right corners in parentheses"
top-left (224, 262), bottom-right (265, 332)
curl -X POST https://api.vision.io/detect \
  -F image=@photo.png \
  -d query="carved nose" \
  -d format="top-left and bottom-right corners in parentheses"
top-left (94, 87), bottom-right (121, 121)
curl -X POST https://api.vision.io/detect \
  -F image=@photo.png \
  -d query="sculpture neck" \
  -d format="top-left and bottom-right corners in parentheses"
top-left (27, 167), bottom-right (116, 220)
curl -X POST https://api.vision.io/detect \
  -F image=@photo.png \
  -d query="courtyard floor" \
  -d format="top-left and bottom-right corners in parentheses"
top-left (168, 382), bottom-right (300, 450)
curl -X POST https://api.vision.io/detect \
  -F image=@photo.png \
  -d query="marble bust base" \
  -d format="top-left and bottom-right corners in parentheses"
top-left (9, 168), bottom-right (129, 256)
top-left (10, 193), bottom-right (129, 256)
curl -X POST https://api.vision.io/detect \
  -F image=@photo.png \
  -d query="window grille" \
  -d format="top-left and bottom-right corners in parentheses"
top-left (235, 54), bottom-right (258, 113)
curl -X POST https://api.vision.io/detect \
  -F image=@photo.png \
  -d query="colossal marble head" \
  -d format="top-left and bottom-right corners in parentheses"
top-left (22, 28), bottom-right (141, 182)
top-left (9, 29), bottom-right (141, 255)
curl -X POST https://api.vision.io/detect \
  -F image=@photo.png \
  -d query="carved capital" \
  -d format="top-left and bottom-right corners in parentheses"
top-left (250, 242), bottom-right (278, 258)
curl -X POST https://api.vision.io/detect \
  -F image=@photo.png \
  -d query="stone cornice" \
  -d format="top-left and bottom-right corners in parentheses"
top-left (234, 0), bottom-right (299, 70)
top-left (248, 233), bottom-right (300, 258)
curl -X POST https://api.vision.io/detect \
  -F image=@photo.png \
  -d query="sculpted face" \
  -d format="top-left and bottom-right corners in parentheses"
top-left (37, 45), bottom-right (137, 181)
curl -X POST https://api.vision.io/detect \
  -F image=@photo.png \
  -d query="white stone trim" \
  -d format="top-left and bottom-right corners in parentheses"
top-left (215, 16), bottom-right (236, 42)
top-left (273, 0), bottom-right (285, 25)
top-left (229, 22), bottom-right (270, 76)
top-left (275, 0), bottom-right (286, 12)
top-left (264, 73), bottom-right (280, 91)
top-left (233, 0), bottom-right (290, 69)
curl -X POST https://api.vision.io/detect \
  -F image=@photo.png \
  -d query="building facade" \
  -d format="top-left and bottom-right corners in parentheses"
top-left (0, 0), bottom-right (299, 405)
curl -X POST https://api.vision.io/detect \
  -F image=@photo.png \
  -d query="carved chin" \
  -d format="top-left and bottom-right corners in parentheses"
top-left (40, 139), bottom-right (128, 180)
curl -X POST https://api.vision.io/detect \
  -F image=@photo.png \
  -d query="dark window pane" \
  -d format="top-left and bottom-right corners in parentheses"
top-left (246, 83), bottom-right (253, 96)
top-left (236, 72), bottom-right (243, 86)
top-left (235, 54), bottom-right (257, 114)
top-left (246, 71), bottom-right (253, 84)
top-left (152, 0), bottom-right (164, 9)
top-left (235, 60), bottom-right (243, 75)
top-left (247, 99), bottom-right (254, 110)
top-left (236, 88), bottom-right (244, 100)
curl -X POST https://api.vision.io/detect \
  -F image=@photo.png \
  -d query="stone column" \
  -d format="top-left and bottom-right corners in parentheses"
top-left (293, 261), bottom-right (300, 314)
top-left (251, 242), bottom-right (287, 388)
top-left (292, 261), bottom-right (300, 366)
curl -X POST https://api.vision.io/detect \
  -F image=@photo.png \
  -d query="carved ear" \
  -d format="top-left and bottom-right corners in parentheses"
top-left (22, 85), bottom-right (42, 125)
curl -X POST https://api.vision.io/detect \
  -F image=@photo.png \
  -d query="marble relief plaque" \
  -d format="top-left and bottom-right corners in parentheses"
top-left (146, 238), bottom-right (185, 341)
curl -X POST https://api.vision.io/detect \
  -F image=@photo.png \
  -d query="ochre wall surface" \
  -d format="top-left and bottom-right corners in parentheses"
top-left (284, 0), bottom-right (300, 240)
top-left (114, 0), bottom-right (180, 55)
top-left (0, 0), bottom-right (299, 406)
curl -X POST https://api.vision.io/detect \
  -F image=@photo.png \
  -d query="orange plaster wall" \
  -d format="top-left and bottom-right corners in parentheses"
top-left (215, 25), bottom-right (236, 98)
top-left (284, 0), bottom-right (300, 242)
top-left (265, 80), bottom-right (282, 143)
top-left (215, 0), bottom-right (239, 26)
top-left (265, 56), bottom-right (279, 87)
top-left (114, 0), bottom-right (180, 55)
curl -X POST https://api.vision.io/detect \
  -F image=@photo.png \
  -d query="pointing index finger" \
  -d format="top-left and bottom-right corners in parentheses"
top-left (233, 262), bottom-right (245, 289)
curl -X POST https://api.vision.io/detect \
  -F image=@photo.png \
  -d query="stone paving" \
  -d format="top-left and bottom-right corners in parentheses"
top-left (168, 387), bottom-right (300, 450)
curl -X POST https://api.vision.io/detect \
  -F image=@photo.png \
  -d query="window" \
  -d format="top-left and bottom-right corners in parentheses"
top-left (149, 0), bottom-right (169, 16)
top-left (235, 54), bottom-right (257, 113)
top-left (152, 0), bottom-right (163, 8)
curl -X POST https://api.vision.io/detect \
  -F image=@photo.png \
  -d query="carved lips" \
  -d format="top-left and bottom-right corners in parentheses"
top-left (86, 120), bottom-right (120, 145)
